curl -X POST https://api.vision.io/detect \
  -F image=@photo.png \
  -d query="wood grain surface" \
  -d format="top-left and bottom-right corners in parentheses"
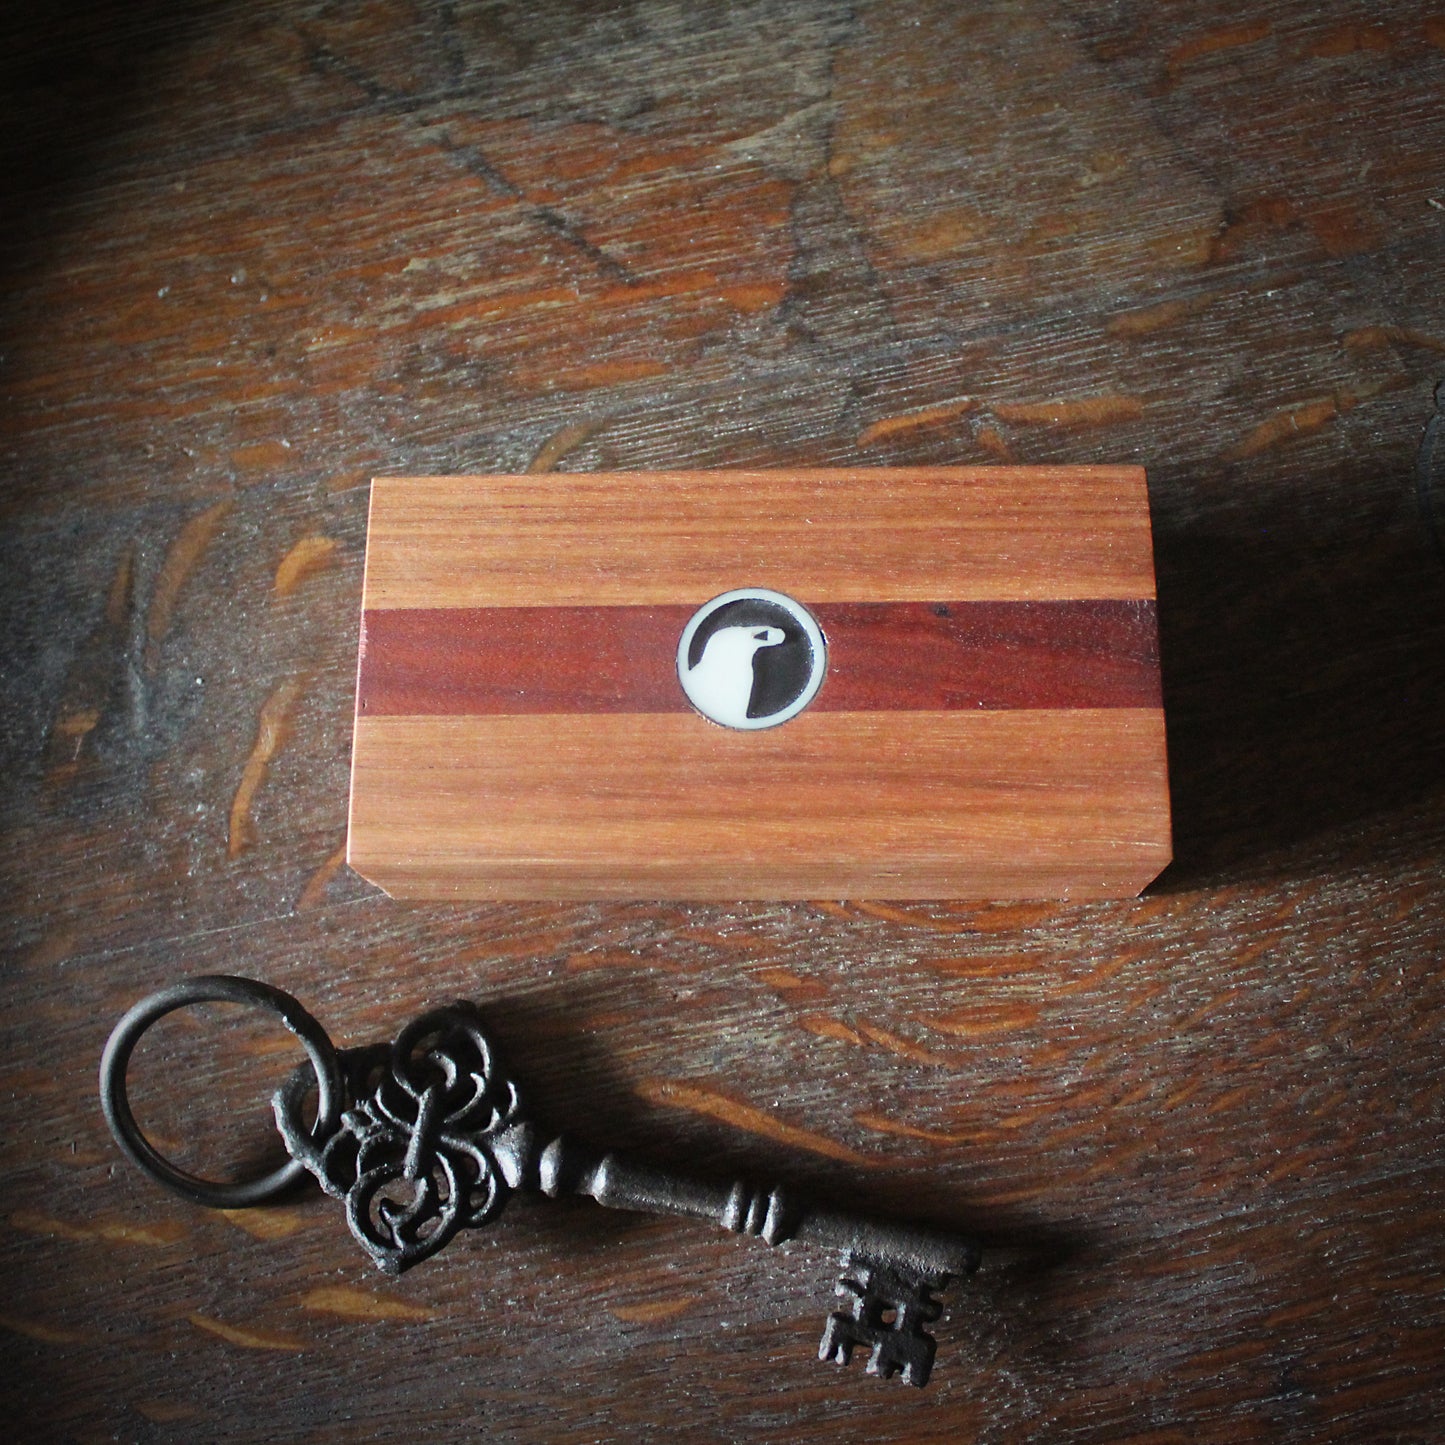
top-left (349, 710), bottom-right (1170, 899)
top-left (362, 469), bottom-right (1158, 606)
top-left (356, 599), bottom-right (1161, 714)
top-left (3, 1), bottom-right (1445, 1442)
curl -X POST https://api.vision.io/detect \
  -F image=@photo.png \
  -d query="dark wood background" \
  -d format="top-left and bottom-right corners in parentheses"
top-left (3, 2), bottom-right (1443, 1440)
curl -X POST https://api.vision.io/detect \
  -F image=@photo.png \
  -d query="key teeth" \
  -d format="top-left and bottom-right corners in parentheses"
top-left (818, 1256), bottom-right (945, 1388)
top-left (820, 1309), bottom-right (937, 1388)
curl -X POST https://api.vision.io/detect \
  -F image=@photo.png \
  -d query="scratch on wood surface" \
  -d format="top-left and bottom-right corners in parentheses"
top-left (839, 900), bottom-right (982, 932)
top-left (303, 322), bottom-right (369, 354)
top-left (1308, 204), bottom-right (1379, 257)
top-left (54, 707), bottom-right (101, 740)
top-left (1344, 324), bottom-right (1445, 354)
top-left (1367, 963), bottom-right (1407, 1000)
top-left (1178, 984), bottom-right (1247, 1030)
top-left (1166, 20), bottom-right (1271, 76)
top-left (229, 676), bottom-right (309, 857)
top-left (526, 416), bottom-right (613, 473)
top-left (0, 1312), bottom-right (86, 1345)
top-left (1053, 948), bottom-right (1139, 993)
top-left (65, 1146), bottom-right (111, 1169)
top-left (807, 899), bottom-right (858, 921)
top-left (219, 1207), bottom-right (307, 1240)
top-left (637, 1079), bottom-right (870, 1165)
top-left (273, 535), bottom-right (339, 597)
top-left (1261, 1144), bottom-right (1339, 1186)
top-left (1107, 296), bottom-right (1214, 337)
top-left (1225, 392), bottom-right (1350, 458)
top-left (188, 1313), bottom-right (306, 1352)
top-left (241, 1030), bottom-right (316, 1058)
top-left (984, 1179), bottom-right (1056, 1207)
top-left (11, 1210), bottom-right (187, 1246)
top-left (297, 842), bottom-right (349, 910)
top-left (326, 468), bottom-right (374, 492)
top-left (1261, 1297), bottom-right (1327, 1330)
top-left (992, 396), bottom-right (1144, 428)
top-left (46, 545), bottom-right (139, 787)
top-left (799, 1014), bottom-right (948, 1064)
top-left (756, 968), bottom-right (828, 999)
top-left (145, 499), bottom-right (233, 671)
top-left (566, 950), bottom-right (682, 973)
top-left (894, 207), bottom-right (993, 259)
top-left (857, 399), bottom-right (979, 446)
top-left (133, 1401), bottom-right (199, 1424)
top-left (1161, 1079), bottom-right (1205, 1111)
top-left (719, 281), bottom-right (787, 312)
top-left (230, 440), bottom-right (293, 471)
top-left (1147, 223), bottom-right (1219, 267)
top-left (107, 543), bottom-right (135, 625)
top-left (1035, 1111), bottom-right (1114, 1150)
top-left (92, 1218), bottom-right (189, 1246)
top-left (579, 1009), bottom-right (633, 1031)
top-left (49, 707), bottom-right (100, 762)
top-left (974, 425), bottom-right (1014, 461)
top-left (1204, 1084), bottom-right (1255, 1116)
top-left (531, 360), bottom-right (668, 393)
top-left (918, 1005), bottom-right (1042, 1038)
top-left (300, 1287), bottom-right (433, 1322)
top-left (989, 1107), bottom-right (1050, 1136)
top-left (1208, 196), bottom-right (1296, 261)
top-left (1308, 23), bottom-right (1391, 57)
top-left (925, 952), bottom-right (1036, 981)
top-left (854, 1021), bottom-right (950, 1066)
top-left (857, 899), bottom-right (1062, 935)
top-left (1079, 1140), bottom-right (1154, 1183)
top-left (0, 1064), bottom-right (60, 1096)
top-left (676, 924), bottom-right (773, 953)
top-left (1107, 1427), bottom-right (1193, 1445)
top-left (460, 272), bottom-right (782, 323)
top-left (611, 1297), bottom-right (697, 1324)
top-left (853, 1112), bottom-right (979, 1145)
top-left (452, 924), bottom-right (585, 963)
top-left (11, 1210), bottom-right (92, 1242)
top-left (799, 1013), bottom-right (867, 1046)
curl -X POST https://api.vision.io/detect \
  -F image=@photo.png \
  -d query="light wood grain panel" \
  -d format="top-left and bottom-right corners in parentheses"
top-left (347, 710), bottom-right (1171, 899)
top-left (362, 469), bottom-right (1157, 609)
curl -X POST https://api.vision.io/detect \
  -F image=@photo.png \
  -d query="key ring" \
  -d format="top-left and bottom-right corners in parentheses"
top-left (98, 974), bottom-right (344, 1209)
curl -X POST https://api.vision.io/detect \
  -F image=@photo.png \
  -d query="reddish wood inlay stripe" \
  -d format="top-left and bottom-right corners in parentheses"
top-left (357, 600), bottom-right (1160, 716)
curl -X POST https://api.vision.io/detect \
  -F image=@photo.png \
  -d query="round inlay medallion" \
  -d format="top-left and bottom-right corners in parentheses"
top-left (677, 588), bottom-right (826, 729)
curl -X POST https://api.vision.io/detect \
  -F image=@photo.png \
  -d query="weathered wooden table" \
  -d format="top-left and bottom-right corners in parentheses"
top-left (3, 2), bottom-right (1443, 1440)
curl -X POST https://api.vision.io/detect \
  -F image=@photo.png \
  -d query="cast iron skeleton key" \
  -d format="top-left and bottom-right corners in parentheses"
top-left (101, 977), bottom-right (981, 1387)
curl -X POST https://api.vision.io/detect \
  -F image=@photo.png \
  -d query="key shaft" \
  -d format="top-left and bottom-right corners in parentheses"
top-left (535, 1136), bottom-right (979, 1276)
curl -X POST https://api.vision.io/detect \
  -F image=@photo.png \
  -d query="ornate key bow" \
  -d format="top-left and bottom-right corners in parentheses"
top-left (275, 1005), bottom-right (529, 1273)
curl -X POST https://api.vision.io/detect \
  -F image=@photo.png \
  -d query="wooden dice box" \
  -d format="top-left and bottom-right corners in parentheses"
top-left (348, 469), bottom-right (1171, 899)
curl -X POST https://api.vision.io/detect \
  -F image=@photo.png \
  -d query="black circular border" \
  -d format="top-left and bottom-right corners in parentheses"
top-left (677, 587), bottom-right (827, 729)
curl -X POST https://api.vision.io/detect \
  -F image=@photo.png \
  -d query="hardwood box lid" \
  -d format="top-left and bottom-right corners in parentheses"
top-left (348, 468), bottom-right (1171, 899)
